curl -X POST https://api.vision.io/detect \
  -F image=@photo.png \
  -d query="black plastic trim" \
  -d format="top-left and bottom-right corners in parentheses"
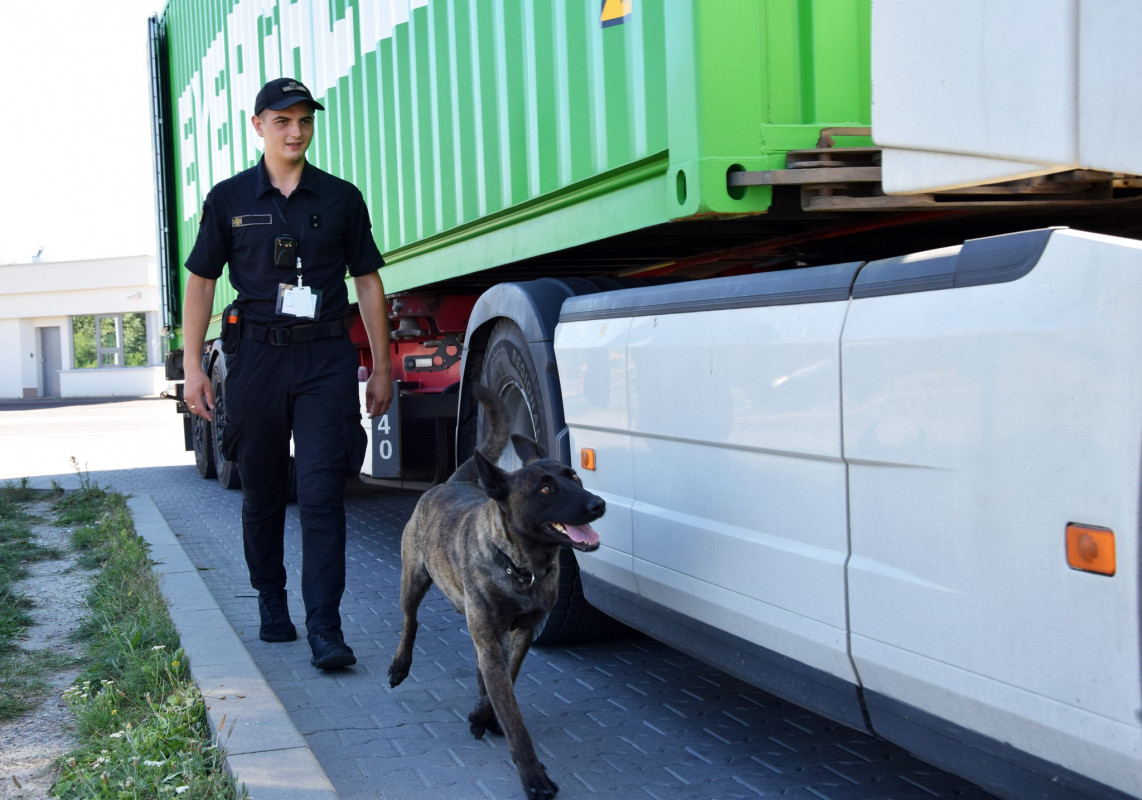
top-left (852, 227), bottom-right (1057, 298)
top-left (582, 573), bottom-right (1136, 800)
top-left (558, 228), bottom-right (1061, 322)
top-left (849, 246), bottom-right (960, 297)
top-left (579, 573), bottom-right (872, 734)
top-left (559, 261), bottom-right (864, 323)
top-left (864, 690), bottom-right (1137, 800)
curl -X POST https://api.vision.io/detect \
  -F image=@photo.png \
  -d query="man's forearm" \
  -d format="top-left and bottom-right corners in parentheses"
top-left (183, 274), bottom-right (217, 375)
top-left (355, 272), bottom-right (391, 374)
top-left (354, 271), bottom-right (394, 417)
top-left (182, 274), bottom-right (218, 419)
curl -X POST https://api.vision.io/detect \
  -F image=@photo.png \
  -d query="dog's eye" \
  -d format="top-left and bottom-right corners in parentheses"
top-left (539, 484), bottom-right (553, 495)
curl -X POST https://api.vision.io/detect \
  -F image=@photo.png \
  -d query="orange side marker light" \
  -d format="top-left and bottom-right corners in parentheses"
top-left (580, 448), bottom-right (596, 471)
top-left (1066, 524), bottom-right (1115, 576)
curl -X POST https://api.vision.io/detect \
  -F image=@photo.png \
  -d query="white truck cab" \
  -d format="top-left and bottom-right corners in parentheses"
top-left (557, 227), bottom-right (1142, 800)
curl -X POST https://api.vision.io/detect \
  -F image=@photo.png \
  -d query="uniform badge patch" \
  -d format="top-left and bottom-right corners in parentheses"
top-left (232, 214), bottom-right (273, 228)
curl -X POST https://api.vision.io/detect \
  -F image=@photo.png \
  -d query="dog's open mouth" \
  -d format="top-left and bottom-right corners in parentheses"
top-left (545, 522), bottom-right (601, 552)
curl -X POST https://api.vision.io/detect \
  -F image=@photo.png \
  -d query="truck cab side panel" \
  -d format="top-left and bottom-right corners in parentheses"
top-left (556, 228), bottom-right (1142, 799)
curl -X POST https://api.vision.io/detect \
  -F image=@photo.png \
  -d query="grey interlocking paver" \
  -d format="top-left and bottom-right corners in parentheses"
top-left (0, 399), bottom-right (1001, 800)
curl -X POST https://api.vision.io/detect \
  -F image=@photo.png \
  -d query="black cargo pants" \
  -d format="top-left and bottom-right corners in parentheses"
top-left (221, 326), bottom-right (364, 634)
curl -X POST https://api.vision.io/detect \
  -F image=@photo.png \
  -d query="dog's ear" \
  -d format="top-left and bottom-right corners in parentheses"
top-left (474, 449), bottom-right (511, 501)
top-left (511, 434), bottom-right (546, 465)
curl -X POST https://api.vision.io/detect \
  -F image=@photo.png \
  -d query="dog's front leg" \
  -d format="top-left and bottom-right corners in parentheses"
top-left (507, 611), bottom-right (544, 682)
top-left (469, 665), bottom-right (501, 737)
top-left (388, 559), bottom-right (433, 687)
top-left (467, 624), bottom-right (533, 737)
top-left (468, 617), bottom-right (558, 799)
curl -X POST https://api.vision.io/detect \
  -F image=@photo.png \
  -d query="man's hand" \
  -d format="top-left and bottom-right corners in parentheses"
top-left (365, 366), bottom-right (393, 419)
top-left (184, 362), bottom-right (215, 423)
top-left (182, 273), bottom-right (218, 423)
top-left (353, 270), bottom-right (394, 419)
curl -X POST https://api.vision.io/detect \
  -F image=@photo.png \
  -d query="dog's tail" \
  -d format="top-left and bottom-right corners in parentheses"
top-left (471, 381), bottom-right (511, 464)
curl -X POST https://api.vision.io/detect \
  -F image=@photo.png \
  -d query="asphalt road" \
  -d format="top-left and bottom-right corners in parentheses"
top-left (0, 397), bottom-right (997, 800)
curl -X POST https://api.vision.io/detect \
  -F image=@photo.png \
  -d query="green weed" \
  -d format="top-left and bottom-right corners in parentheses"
top-left (0, 479), bottom-right (69, 720)
top-left (2, 470), bottom-right (245, 799)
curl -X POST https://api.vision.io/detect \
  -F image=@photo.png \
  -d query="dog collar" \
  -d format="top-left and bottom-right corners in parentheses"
top-left (494, 547), bottom-right (540, 588)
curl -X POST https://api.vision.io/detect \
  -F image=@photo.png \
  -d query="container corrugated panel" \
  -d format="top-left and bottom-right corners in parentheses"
top-left (157, 0), bottom-right (870, 309)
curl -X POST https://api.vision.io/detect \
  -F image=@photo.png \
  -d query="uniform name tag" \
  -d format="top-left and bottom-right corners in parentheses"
top-left (232, 214), bottom-right (273, 227)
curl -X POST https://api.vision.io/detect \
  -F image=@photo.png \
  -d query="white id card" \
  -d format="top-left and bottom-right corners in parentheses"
top-left (277, 282), bottom-right (322, 318)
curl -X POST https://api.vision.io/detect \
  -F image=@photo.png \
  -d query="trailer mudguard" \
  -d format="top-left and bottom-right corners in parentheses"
top-left (459, 277), bottom-right (621, 466)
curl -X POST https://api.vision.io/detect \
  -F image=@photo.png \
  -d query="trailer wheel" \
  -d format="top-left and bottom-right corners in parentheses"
top-left (210, 357), bottom-right (242, 490)
top-left (192, 414), bottom-right (216, 479)
top-left (480, 319), bottom-right (621, 644)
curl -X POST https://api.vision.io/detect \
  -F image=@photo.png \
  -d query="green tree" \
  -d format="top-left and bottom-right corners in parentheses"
top-left (72, 316), bottom-right (96, 369)
top-left (124, 313), bottom-right (147, 367)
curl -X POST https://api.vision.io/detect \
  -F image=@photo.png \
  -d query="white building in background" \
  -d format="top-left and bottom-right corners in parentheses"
top-left (0, 255), bottom-right (167, 399)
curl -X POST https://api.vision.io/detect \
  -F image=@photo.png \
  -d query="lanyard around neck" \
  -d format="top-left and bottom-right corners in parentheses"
top-left (269, 192), bottom-right (308, 245)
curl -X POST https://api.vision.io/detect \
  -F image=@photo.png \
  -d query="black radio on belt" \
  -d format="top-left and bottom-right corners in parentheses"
top-left (220, 304), bottom-right (242, 354)
top-left (274, 234), bottom-right (298, 268)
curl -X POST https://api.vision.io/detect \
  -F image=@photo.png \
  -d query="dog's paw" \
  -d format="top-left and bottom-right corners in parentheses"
top-left (522, 767), bottom-right (559, 799)
top-left (467, 701), bottom-right (502, 739)
top-left (387, 656), bottom-right (410, 688)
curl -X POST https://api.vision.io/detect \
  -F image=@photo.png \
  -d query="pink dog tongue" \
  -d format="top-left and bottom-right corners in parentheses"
top-left (564, 523), bottom-right (600, 546)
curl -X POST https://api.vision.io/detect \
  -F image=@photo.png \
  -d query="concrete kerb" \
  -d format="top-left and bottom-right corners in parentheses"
top-left (127, 495), bottom-right (339, 800)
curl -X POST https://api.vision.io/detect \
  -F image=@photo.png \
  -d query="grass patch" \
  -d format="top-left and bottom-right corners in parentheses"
top-left (0, 478), bottom-right (68, 720)
top-left (1, 475), bottom-right (245, 799)
top-left (0, 649), bottom-right (78, 721)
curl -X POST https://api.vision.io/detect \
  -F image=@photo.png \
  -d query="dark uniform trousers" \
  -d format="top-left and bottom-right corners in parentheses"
top-left (222, 330), bottom-right (363, 633)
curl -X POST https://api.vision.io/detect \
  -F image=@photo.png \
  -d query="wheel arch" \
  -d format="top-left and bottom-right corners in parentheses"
top-left (458, 277), bottom-right (622, 466)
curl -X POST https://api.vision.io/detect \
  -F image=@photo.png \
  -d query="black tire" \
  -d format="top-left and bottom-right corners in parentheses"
top-left (482, 320), bottom-right (551, 469)
top-left (210, 356), bottom-right (242, 490)
top-left (479, 319), bottom-right (623, 645)
top-left (192, 413), bottom-right (217, 479)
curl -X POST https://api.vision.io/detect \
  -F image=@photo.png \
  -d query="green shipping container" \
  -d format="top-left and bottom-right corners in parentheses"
top-left (152, 0), bottom-right (871, 324)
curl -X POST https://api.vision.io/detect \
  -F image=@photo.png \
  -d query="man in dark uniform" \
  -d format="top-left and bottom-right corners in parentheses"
top-left (182, 77), bottom-right (393, 670)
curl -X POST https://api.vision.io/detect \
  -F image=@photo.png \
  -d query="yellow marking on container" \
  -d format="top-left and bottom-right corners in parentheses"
top-left (601, 0), bottom-right (632, 27)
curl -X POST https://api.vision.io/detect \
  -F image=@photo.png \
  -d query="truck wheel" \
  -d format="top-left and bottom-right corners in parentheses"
top-left (210, 357), bottom-right (242, 490)
top-left (480, 319), bottom-right (622, 644)
top-left (192, 414), bottom-right (217, 479)
top-left (482, 320), bottom-right (550, 469)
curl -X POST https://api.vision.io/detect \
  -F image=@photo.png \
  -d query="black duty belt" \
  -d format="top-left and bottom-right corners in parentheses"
top-left (242, 317), bottom-right (351, 346)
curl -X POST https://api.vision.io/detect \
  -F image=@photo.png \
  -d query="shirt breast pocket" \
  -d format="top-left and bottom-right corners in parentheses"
top-left (229, 214), bottom-right (276, 265)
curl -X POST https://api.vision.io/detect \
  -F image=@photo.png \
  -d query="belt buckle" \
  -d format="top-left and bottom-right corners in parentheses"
top-left (270, 328), bottom-right (291, 346)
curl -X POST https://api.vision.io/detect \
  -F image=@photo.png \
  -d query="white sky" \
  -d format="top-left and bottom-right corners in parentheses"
top-left (0, 0), bottom-right (166, 264)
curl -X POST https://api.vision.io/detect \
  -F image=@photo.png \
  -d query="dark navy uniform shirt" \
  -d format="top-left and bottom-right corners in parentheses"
top-left (186, 158), bottom-right (384, 324)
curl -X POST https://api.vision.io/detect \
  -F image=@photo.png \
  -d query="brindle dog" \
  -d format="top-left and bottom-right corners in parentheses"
top-left (388, 382), bottom-right (605, 799)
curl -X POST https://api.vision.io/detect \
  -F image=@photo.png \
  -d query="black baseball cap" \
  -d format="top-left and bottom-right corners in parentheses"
top-left (254, 78), bottom-right (325, 115)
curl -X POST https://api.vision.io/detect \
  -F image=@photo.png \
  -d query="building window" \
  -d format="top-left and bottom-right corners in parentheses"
top-left (71, 313), bottom-right (148, 368)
